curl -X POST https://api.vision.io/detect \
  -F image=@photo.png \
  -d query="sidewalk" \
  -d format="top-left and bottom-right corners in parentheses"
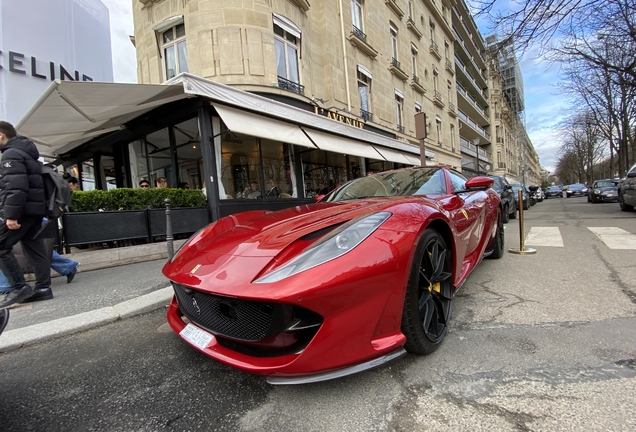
top-left (0, 239), bottom-right (186, 353)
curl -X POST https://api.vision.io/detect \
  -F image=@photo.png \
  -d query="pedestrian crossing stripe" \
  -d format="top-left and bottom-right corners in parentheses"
top-left (525, 227), bottom-right (564, 247)
top-left (524, 227), bottom-right (636, 249)
top-left (587, 227), bottom-right (636, 249)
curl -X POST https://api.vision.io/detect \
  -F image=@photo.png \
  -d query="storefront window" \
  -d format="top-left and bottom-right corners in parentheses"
top-left (142, 127), bottom-right (173, 187)
top-left (174, 118), bottom-right (204, 189)
top-left (218, 133), bottom-right (261, 199)
top-left (261, 139), bottom-right (296, 198)
top-left (80, 159), bottom-right (96, 191)
top-left (302, 150), bottom-right (349, 198)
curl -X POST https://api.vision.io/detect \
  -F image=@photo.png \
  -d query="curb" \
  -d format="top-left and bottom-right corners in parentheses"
top-left (0, 286), bottom-right (174, 353)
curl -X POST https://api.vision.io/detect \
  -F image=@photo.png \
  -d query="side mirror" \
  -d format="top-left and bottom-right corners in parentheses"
top-left (504, 184), bottom-right (512, 190)
top-left (627, 172), bottom-right (636, 178)
top-left (464, 176), bottom-right (494, 190)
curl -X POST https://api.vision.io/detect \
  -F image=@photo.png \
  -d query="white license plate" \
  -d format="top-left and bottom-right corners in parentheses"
top-left (607, 193), bottom-right (615, 197)
top-left (180, 323), bottom-right (214, 350)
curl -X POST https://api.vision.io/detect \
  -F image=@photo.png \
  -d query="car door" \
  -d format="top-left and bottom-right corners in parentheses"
top-left (445, 171), bottom-right (487, 259)
top-left (624, 164), bottom-right (636, 206)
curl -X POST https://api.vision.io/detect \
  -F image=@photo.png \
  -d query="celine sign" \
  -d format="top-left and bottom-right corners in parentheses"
top-left (0, 50), bottom-right (94, 81)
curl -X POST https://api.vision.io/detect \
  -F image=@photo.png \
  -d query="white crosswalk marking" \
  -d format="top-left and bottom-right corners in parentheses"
top-left (524, 227), bottom-right (564, 247)
top-left (587, 227), bottom-right (636, 249)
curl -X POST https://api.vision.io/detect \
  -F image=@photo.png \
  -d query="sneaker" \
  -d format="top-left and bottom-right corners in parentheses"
top-left (0, 284), bottom-right (35, 308)
top-left (21, 287), bottom-right (53, 303)
top-left (66, 267), bottom-right (77, 284)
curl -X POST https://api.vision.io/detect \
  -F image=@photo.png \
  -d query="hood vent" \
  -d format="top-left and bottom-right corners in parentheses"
top-left (299, 223), bottom-right (344, 241)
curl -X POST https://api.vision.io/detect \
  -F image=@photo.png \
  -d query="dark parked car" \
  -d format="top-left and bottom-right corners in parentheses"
top-left (588, 179), bottom-right (619, 203)
top-left (566, 183), bottom-right (588, 198)
top-left (545, 186), bottom-right (563, 198)
top-left (511, 184), bottom-right (530, 210)
top-left (488, 176), bottom-right (517, 222)
top-left (619, 162), bottom-right (636, 211)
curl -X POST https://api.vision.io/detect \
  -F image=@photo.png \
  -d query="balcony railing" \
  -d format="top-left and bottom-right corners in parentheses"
top-left (397, 124), bottom-right (405, 133)
top-left (361, 109), bottom-right (373, 122)
top-left (389, 57), bottom-right (409, 81)
top-left (429, 39), bottom-right (442, 60)
top-left (352, 25), bottom-right (366, 43)
top-left (391, 57), bottom-right (401, 69)
top-left (277, 76), bottom-right (304, 95)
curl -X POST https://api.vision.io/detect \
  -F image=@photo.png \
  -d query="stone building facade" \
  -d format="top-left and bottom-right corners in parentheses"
top-left (132, 0), bottom-right (462, 169)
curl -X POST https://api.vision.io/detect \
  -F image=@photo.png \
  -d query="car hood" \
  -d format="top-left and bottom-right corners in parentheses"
top-left (163, 197), bottom-right (434, 292)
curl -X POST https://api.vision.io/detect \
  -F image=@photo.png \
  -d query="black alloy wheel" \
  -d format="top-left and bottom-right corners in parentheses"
top-left (487, 209), bottom-right (505, 259)
top-left (401, 229), bottom-right (453, 355)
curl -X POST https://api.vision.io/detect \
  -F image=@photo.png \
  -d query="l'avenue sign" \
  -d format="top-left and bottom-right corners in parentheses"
top-left (314, 107), bottom-right (365, 129)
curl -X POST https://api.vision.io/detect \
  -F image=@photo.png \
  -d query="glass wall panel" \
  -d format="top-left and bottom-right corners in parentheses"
top-left (261, 140), bottom-right (296, 198)
top-left (174, 118), bottom-right (203, 190)
top-left (144, 127), bottom-right (173, 187)
top-left (302, 149), bottom-right (349, 198)
top-left (80, 159), bottom-right (96, 191)
top-left (218, 133), bottom-right (261, 199)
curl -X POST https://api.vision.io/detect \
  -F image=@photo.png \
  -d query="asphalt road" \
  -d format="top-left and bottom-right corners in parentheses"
top-left (1, 196), bottom-right (635, 431)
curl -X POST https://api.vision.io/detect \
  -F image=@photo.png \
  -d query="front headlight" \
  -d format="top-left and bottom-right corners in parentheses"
top-left (254, 212), bottom-right (391, 283)
top-left (594, 189), bottom-right (601, 194)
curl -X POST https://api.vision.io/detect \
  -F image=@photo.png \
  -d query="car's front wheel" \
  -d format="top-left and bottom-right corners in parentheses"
top-left (619, 194), bottom-right (634, 211)
top-left (487, 210), bottom-right (505, 259)
top-left (401, 228), bottom-right (453, 355)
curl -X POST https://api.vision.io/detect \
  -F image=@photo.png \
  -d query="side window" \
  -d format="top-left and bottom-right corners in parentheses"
top-left (273, 16), bottom-right (301, 93)
top-left (448, 171), bottom-right (466, 192)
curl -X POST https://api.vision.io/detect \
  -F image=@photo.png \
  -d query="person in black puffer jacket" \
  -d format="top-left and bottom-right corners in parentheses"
top-left (0, 121), bottom-right (51, 307)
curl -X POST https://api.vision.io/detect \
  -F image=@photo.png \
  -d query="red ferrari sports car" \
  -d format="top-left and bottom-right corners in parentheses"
top-left (162, 166), bottom-right (504, 384)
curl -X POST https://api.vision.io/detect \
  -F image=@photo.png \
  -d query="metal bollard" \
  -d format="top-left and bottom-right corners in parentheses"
top-left (165, 198), bottom-right (174, 260)
top-left (509, 189), bottom-right (536, 255)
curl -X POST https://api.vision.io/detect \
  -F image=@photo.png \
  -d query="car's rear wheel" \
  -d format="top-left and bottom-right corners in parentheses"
top-left (619, 194), bottom-right (634, 211)
top-left (487, 210), bottom-right (505, 259)
top-left (401, 229), bottom-right (453, 355)
top-left (502, 204), bottom-right (510, 223)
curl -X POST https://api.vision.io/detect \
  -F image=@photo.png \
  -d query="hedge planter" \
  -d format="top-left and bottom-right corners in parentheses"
top-left (62, 207), bottom-right (210, 253)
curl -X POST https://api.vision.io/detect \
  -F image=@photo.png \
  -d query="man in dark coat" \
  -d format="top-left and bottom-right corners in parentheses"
top-left (0, 121), bottom-right (51, 307)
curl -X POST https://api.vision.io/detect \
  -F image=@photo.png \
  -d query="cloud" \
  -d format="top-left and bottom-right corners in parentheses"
top-left (102, 0), bottom-right (137, 83)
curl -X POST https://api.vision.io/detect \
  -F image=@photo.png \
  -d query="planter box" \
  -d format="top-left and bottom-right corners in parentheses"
top-left (62, 207), bottom-right (210, 253)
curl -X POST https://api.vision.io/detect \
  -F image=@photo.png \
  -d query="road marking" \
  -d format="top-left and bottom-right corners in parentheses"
top-left (525, 227), bottom-right (564, 247)
top-left (587, 227), bottom-right (636, 249)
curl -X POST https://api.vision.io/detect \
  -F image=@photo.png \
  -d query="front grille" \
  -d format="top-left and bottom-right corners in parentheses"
top-left (172, 283), bottom-right (323, 346)
top-left (173, 283), bottom-right (274, 341)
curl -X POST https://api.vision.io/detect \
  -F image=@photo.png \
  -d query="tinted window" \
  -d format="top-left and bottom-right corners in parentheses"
top-left (448, 171), bottom-right (467, 192)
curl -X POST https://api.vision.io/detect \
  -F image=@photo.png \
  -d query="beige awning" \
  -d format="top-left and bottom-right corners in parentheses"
top-left (301, 127), bottom-right (384, 160)
top-left (212, 103), bottom-right (316, 149)
top-left (372, 145), bottom-right (419, 166)
top-left (16, 80), bottom-right (187, 156)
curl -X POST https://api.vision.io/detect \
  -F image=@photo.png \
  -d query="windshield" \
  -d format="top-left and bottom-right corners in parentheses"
top-left (594, 181), bottom-right (617, 188)
top-left (570, 184), bottom-right (586, 190)
top-left (547, 186), bottom-right (561, 192)
top-left (326, 168), bottom-right (446, 202)
top-left (511, 185), bottom-right (524, 192)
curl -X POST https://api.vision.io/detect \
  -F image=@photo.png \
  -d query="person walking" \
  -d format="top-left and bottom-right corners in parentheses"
top-left (0, 121), bottom-right (51, 307)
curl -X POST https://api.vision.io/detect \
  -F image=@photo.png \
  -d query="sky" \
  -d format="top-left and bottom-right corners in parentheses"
top-left (101, 0), bottom-right (565, 173)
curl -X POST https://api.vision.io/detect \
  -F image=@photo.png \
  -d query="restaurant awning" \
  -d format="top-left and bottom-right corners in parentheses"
top-left (17, 73), bottom-right (435, 161)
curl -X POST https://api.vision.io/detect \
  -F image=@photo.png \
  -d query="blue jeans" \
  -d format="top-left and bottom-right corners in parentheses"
top-left (0, 250), bottom-right (78, 293)
top-left (51, 250), bottom-right (78, 276)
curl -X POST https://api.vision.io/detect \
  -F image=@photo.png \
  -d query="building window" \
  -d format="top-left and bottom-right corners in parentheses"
top-left (352, 0), bottom-right (364, 32)
top-left (395, 92), bottom-right (404, 132)
top-left (447, 80), bottom-right (452, 103)
top-left (433, 67), bottom-right (439, 91)
top-left (450, 124), bottom-right (455, 151)
top-left (274, 23), bottom-right (300, 91)
top-left (411, 44), bottom-right (418, 77)
top-left (436, 117), bottom-right (442, 145)
top-left (162, 23), bottom-right (189, 80)
top-left (358, 69), bottom-right (372, 120)
top-left (408, 0), bottom-right (414, 19)
top-left (390, 23), bottom-right (399, 61)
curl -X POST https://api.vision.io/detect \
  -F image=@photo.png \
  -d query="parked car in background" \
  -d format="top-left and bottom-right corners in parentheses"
top-left (618, 163), bottom-right (636, 211)
top-left (527, 186), bottom-right (537, 206)
top-left (545, 186), bottom-right (563, 198)
top-left (566, 183), bottom-right (588, 198)
top-left (588, 179), bottom-right (619, 203)
top-left (511, 184), bottom-right (530, 210)
top-left (533, 187), bottom-right (545, 202)
top-left (488, 175), bottom-right (517, 222)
